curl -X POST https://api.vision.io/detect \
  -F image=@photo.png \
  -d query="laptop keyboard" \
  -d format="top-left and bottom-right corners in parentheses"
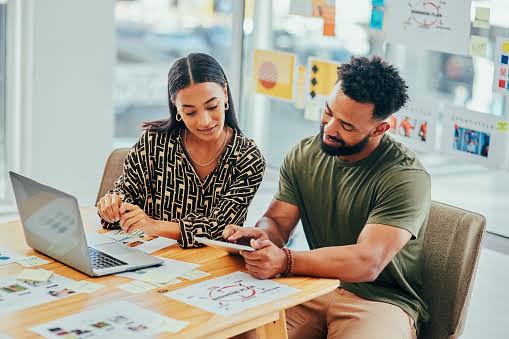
top-left (88, 247), bottom-right (128, 270)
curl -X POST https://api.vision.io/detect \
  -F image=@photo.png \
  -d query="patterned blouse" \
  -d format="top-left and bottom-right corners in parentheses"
top-left (101, 127), bottom-right (266, 248)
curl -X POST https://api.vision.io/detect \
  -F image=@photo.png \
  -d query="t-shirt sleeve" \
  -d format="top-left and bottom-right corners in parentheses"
top-left (366, 168), bottom-right (431, 238)
top-left (274, 146), bottom-right (299, 206)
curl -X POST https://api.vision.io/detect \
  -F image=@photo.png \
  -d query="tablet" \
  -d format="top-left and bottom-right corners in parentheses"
top-left (194, 237), bottom-right (255, 254)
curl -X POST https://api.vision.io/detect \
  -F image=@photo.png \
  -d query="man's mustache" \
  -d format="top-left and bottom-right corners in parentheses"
top-left (327, 134), bottom-right (344, 144)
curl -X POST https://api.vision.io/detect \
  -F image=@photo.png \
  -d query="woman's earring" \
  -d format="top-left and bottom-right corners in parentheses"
top-left (176, 113), bottom-right (182, 122)
top-left (225, 102), bottom-right (229, 111)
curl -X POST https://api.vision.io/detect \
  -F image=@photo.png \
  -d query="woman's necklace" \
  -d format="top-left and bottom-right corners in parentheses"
top-left (184, 127), bottom-right (229, 167)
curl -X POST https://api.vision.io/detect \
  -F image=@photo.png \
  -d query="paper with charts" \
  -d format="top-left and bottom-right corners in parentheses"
top-left (0, 246), bottom-right (21, 266)
top-left (0, 273), bottom-right (78, 315)
top-left (103, 229), bottom-right (176, 254)
top-left (165, 271), bottom-right (298, 316)
top-left (383, 0), bottom-right (472, 55)
top-left (30, 300), bottom-right (188, 338)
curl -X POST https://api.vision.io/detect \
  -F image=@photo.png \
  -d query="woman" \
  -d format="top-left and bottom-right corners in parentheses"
top-left (97, 53), bottom-right (265, 248)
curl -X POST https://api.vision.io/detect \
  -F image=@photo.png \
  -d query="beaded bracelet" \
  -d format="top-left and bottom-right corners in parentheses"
top-left (282, 247), bottom-right (294, 277)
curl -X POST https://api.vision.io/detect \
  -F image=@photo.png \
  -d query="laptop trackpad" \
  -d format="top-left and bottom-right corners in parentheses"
top-left (93, 242), bottom-right (138, 256)
top-left (85, 231), bottom-right (114, 246)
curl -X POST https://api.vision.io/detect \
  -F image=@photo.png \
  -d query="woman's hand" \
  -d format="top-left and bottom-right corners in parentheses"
top-left (96, 193), bottom-right (123, 223)
top-left (119, 202), bottom-right (160, 237)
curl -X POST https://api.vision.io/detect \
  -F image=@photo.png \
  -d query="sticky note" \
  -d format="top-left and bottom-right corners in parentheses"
top-left (469, 35), bottom-right (488, 57)
top-left (16, 256), bottom-right (51, 268)
top-left (496, 121), bottom-right (508, 132)
top-left (68, 280), bottom-right (105, 294)
top-left (372, 0), bottom-right (384, 7)
top-left (140, 271), bottom-right (181, 285)
top-left (501, 55), bottom-right (508, 64)
top-left (499, 80), bottom-right (506, 88)
top-left (118, 280), bottom-right (157, 294)
top-left (370, 8), bottom-right (384, 30)
top-left (500, 68), bottom-right (507, 77)
top-left (304, 101), bottom-right (322, 121)
top-left (503, 42), bottom-right (509, 53)
top-left (17, 269), bottom-right (53, 282)
top-left (150, 318), bottom-right (189, 334)
top-left (473, 7), bottom-right (490, 29)
top-left (180, 270), bottom-right (210, 281)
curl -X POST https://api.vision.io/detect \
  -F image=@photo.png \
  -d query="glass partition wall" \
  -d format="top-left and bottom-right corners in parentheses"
top-left (239, 0), bottom-right (509, 237)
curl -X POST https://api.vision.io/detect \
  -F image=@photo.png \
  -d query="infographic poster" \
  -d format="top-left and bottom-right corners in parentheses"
top-left (383, 0), bottom-right (472, 55)
top-left (442, 106), bottom-right (509, 169)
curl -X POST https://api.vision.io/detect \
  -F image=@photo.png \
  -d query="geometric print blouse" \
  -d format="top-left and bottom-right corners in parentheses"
top-left (101, 127), bottom-right (266, 248)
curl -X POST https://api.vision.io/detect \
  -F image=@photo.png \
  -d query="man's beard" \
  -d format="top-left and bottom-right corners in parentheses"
top-left (319, 124), bottom-right (370, 156)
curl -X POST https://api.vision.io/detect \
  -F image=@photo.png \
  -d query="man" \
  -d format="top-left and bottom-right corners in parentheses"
top-left (224, 56), bottom-right (430, 339)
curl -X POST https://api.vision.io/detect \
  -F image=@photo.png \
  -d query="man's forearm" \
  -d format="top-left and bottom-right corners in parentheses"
top-left (291, 245), bottom-right (382, 282)
top-left (255, 216), bottom-right (290, 248)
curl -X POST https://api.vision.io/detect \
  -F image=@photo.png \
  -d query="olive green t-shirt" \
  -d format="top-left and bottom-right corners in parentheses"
top-left (275, 133), bottom-right (430, 334)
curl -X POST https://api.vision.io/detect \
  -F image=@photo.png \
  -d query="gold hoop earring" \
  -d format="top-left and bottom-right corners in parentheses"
top-left (225, 102), bottom-right (229, 111)
top-left (176, 113), bottom-right (182, 122)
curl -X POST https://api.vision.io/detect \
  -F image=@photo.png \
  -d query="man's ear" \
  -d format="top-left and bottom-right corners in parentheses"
top-left (372, 121), bottom-right (390, 137)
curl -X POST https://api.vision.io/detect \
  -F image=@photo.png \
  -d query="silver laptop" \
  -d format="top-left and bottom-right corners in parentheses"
top-left (9, 171), bottom-right (163, 276)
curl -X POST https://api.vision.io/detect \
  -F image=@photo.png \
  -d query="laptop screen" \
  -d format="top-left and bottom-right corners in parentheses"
top-left (9, 172), bottom-right (92, 273)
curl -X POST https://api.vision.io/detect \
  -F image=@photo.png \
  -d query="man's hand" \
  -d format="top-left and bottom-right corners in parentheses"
top-left (223, 225), bottom-right (269, 244)
top-left (119, 202), bottom-right (160, 237)
top-left (240, 239), bottom-right (287, 279)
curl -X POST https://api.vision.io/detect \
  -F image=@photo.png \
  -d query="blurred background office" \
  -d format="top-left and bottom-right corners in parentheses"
top-left (0, 1), bottom-right (508, 338)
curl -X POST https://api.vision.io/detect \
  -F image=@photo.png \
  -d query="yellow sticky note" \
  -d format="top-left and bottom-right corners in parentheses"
top-left (17, 269), bottom-right (53, 282)
top-left (308, 58), bottom-right (341, 98)
top-left (503, 42), bottom-right (509, 53)
top-left (253, 49), bottom-right (296, 101)
top-left (470, 36), bottom-right (488, 57)
top-left (496, 121), bottom-right (508, 132)
top-left (473, 7), bottom-right (490, 29)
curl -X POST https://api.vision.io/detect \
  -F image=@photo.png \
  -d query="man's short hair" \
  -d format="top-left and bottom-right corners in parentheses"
top-left (337, 56), bottom-right (408, 120)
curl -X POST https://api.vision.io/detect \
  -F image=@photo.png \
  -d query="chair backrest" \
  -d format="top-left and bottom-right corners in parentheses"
top-left (420, 201), bottom-right (486, 339)
top-left (96, 148), bottom-right (130, 204)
